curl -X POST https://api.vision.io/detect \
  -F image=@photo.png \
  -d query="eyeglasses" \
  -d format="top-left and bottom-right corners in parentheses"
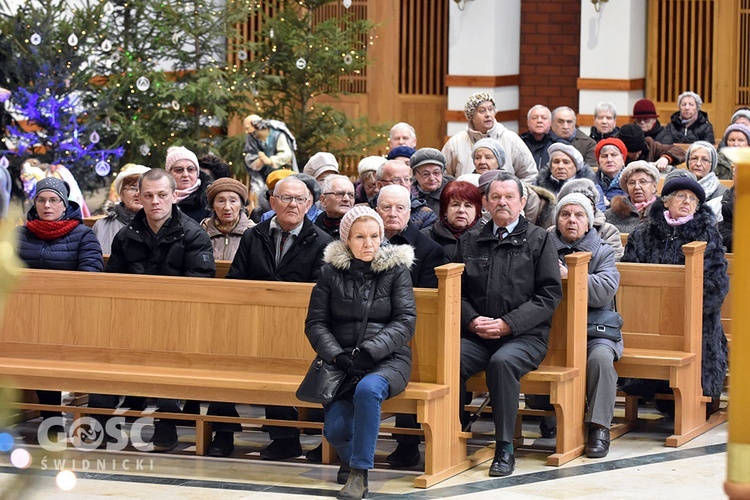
top-left (35, 197), bottom-right (63, 206)
top-left (172, 166), bottom-right (198, 174)
top-left (274, 194), bottom-right (308, 205)
top-left (415, 169), bottom-right (443, 179)
top-left (673, 192), bottom-right (699, 204)
top-left (323, 191), bottom-right (355, 199)
top-left (378, 203), bottom-right (408, 213)
top-left (122, 186), bottom-right (140, 193)
top-left (688, 157), bottom-right (711, 166)
top-left (380, 177), bottom-right (412, 186)
top-left (626, 179), bottom-right (654, 187)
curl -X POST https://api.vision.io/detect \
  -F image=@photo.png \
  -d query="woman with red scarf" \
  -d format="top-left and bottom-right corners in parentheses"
top-left (17, 176), bottom-right (103, 433)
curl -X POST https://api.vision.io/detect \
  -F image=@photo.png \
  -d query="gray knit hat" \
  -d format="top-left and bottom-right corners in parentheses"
top-left (686, 141), bottom-right (718, 171)
top-left (619, 161), bottom-right (660, 191)
top-left (464, 92), bottom-right (495, 121)
top-left (555, 193), bottom-right (594, 230)
top-left (472, 138), bottom-right (507, 169)
top-left (35, 177), bottom-right (70, 208)
top-left (557, 178), bottom-right (600, 207)
top-left (731, 109), bottom-right (750, 125)
top-left (547, 143), bottom-right (584, 172)
top-left (722, 124), bottom-right (750, 145)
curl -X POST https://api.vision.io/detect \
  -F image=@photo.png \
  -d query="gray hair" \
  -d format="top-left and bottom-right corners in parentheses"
top-left (484, 170), bottom-right (524, 199)
top-left (389, 122), bottom-right (416, 141)
top-left (594, 101), bottom-right (617, 120)
top-left (527, 104), bottom-right (551, 121)
top-left (377, 184), bottom-right (411, 207)
top-left (376, 160), bottom-right (408, 181)
top-left (551, 106), bottom-right (577, 125)
top-left (320, 174), bottom-right (353, 194)
top-left (678, 91), bottom-right (703, 110)
top-left (274, 175), bottom-right (307, 195)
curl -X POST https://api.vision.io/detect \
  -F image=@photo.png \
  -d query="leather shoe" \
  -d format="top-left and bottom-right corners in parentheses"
top-left (151, 421), bottom-right (178, 453)
top-left (585, 426), bottom-right (610, 458)
top-left (488, 449), bottom-right (515, 477)
top-left (305, 443), bottom-right (323, 463)
top-left (540, 420), bottom-right (557, 439)
top-left (207, 431), bottom-right (234, 457)
top-left (259, 438), bottom-right (302, 460)
top-left (386, 443), bottom-right (421, 468)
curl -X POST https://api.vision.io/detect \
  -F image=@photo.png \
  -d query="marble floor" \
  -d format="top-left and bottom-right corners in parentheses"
top-left (0, 401), bottom-right (729, 499)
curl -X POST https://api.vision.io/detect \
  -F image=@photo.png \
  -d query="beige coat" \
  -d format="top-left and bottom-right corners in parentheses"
top-left (201, 211), bottom-right (255, 262)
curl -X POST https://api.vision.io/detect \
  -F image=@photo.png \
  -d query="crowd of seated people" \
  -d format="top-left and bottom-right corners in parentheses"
top-left (4, 92), bottom-right (743, 497)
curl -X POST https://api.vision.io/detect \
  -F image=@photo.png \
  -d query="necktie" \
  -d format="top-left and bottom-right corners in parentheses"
top-left (497, 227), bottom-right (507, 240)
top-left (279, 231), bottom-right (291, 253)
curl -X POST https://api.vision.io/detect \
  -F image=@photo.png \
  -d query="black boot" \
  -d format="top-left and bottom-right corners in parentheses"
top-left (336, 463), bottom-right (350, 485)
top-left (337, 467), bottom-right (368, 499)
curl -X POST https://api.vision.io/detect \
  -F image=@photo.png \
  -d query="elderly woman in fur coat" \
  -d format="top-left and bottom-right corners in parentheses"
top-left (605, 161), bottom-right (660, 234)
top-left (305, 206), bottom-right (416, 500)
top-left (621, 175), bottom-right (728, 417)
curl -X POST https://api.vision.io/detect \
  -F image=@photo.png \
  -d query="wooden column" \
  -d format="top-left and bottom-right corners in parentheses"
top-left (724, 147), bottom-right (750, 499)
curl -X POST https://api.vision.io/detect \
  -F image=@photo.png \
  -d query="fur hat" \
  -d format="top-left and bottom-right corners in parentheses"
top-left (464, 92), bottom-right (495, 121)
top-left (165, 146), bottom-right (199, 172)
top-left (547, 143), bottom-right (584, 171)
top-left (686, 141), bottom-right (718, 171)
top-left (357, 156), bottom-right (387, 177)
top-left (722, 124), bottom-right (750, 145)
top-left (731, 108), bottom-right (750, 125)
top-left (387, 146), bottom-right (416, 161)
top-left (207, 177), bottom-right (248, 206)
top-left (557, 178), bottom-right (600, 207)
top-left (617, 124), bottom-right (647, 153)
top-left (619, 160), bottom-right (660, 191)
top-left (35, 177), bottom-right (70, 208)
top-left (303, 152), bottom-right (339, 179)
top-left (662, 174), bottom-right (706, 204)
top-left (472, 138), bottom-right (507, 168)
top-left (632, 98), bottom-right (659, 119)
top-left (555, 192), bottom-right (594, 230)
top-left (595, 138), bottom-right (627, 159)
top-left (410, 148), bottom-right (446, 171)
top-left (114, 163), bottom-right (150, 195)
top-left (339, 205), bottom-right (384, 243)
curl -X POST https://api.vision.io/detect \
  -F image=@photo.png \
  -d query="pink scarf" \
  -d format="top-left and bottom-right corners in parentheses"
top-left (664, 210), bottom-right (694, 227)
top-left (633, 195), bottom-right (656, 213)
top-left (175, 178), bottom-right (201, 203)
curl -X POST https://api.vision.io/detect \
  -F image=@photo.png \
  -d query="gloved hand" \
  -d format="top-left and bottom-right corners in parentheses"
top-left (334, 354), bottom-right (354, 372)
top-left (350, 348), bottom-right (375, 375)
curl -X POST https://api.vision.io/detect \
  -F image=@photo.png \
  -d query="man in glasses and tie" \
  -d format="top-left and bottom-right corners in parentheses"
top-left (225, 175), bottom-right (333, 460)
top-left (455, 170), bottom-right (562, 477)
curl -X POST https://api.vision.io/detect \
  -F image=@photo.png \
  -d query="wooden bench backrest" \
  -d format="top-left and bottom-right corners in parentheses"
top-left (615, 241), bottom-right (705, 354)
top-left (0, 264), bottom-right (464, 387)
top-left (538, 252), bottom-right (589, 370)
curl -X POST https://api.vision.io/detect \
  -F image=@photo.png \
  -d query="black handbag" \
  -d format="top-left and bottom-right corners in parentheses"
top-left (587, 308), bottom-right (623, 342)
top-left (296, 276), bottom-right (379, 405)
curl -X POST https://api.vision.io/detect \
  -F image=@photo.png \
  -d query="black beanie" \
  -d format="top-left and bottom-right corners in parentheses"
top-left (617, 124), bottom-right (647, 153)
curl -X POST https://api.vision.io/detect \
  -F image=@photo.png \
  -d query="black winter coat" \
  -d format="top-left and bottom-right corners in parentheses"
top-left (420, 218), bottom-right (472, 262)
top-left (520, 131), bottom-right (555, 169)
top-left (227, 216), bottom-right (332, 282)
top-left (107, 205), bottom-right (215, 277)
top-left (18, 201), bottom-right (103, 272)
top-left (666, 110), bottom-right (715, 144)
top-left (719, 187), bottom-right (734, 252)
top-left (176, 172), bottom-right (211, 223)
top-left (534, 163), bottom-right (599, 196)
top-left (643, 120), bottom-right (674, 144)
top-left (622, 200), bottom-right (729, 398)
top-left (388, 221), bottom-right (445, 288)
top-left (454, 216), bottom-right (563, 343)
top-left (305, 241), bottom-right (417, 398)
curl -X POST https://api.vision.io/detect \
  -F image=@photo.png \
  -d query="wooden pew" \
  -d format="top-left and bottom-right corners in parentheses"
top-left (465, 252), bottom-right (590, 466)
top-left (613, 241), bottom-right (727, 446)
top-left (0, 264), bottom-right (469, 489)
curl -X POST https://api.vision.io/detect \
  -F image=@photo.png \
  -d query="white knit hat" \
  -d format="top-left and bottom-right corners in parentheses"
top-left (555, 193), bottom-right (594, 231)
top-left (339, 205), bottom-right (384, 243)
top-left (165, 146), bottom-right (199, 172)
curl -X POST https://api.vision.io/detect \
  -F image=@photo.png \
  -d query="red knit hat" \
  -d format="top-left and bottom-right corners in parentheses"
top-left (632, 99), bottom-right (659, 119)
top-left (595, 137), bottom-right (628, 159)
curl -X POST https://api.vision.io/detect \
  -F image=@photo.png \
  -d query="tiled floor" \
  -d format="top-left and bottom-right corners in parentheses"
top-left (0, 402), bottom-right (729, 499)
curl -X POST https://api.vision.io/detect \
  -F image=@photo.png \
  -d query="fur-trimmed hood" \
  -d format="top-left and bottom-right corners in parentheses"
top-left (324, 239), bottom-right (415, 273)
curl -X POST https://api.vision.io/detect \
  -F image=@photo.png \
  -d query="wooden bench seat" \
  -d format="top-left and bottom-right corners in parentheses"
top-left (465, 252), bottom-right (590, 467)
top-left (0, 264), bottom-right (469, 489)
top-left (613, 241), bottom-right (727, 447)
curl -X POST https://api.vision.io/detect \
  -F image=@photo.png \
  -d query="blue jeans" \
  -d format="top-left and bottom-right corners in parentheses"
top-left (323, 374), bottom-right (389, 470)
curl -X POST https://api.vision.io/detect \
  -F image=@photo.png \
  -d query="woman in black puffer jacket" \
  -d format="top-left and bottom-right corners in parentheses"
top-left (621, 175), bottom-right (728, 416)
top-left (665, 91), bottom-right (715, 144)
top-left (305, 206), bottom-right (415, 500)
